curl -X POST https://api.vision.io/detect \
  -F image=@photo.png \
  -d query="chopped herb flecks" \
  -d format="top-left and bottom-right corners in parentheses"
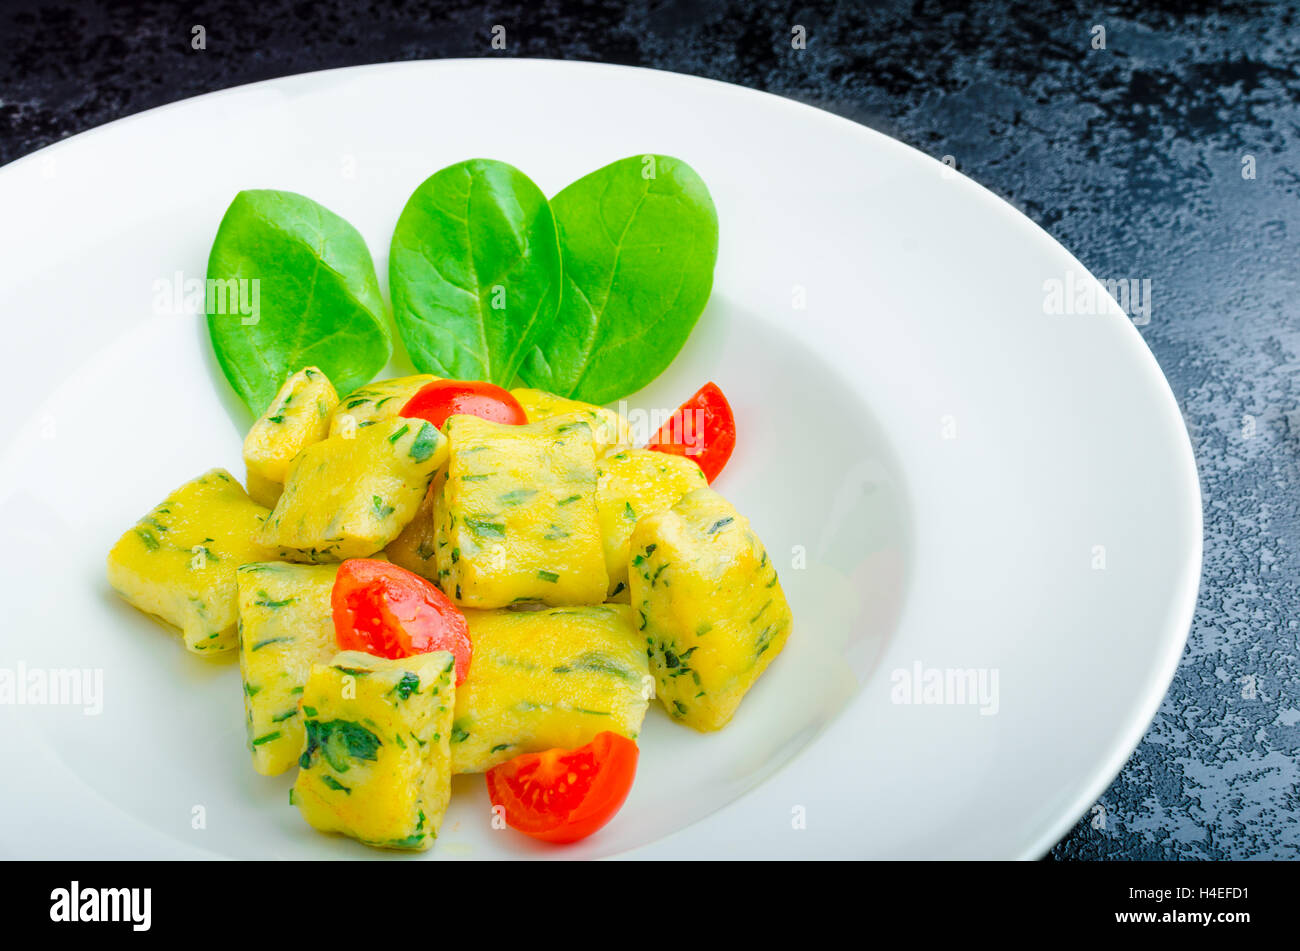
top-left (464, 518), bottom-right (505, 539)
top-left (409, 423), bottom-right (441, 462)
top-left (321, 775), bottom-right (351, 795)
top-left (300, 719), bottom-right (382, 772)
top-left (388, 672), bottom-right (421, 701)
top-left (251, 636), bottom-right (293, 651)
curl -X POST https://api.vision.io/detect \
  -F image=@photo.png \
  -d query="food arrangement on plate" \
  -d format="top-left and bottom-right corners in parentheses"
top-left (105, 155), bottom-right (793, 852)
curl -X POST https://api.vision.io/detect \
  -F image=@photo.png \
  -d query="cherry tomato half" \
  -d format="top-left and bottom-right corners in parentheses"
top-left (485, 732), bottom-right (639, 843)
top-left (646, 381), bottom-right (736, 484)
top-left (400, 380), bottom-right (527, 430)
top-left (331, 559), bottom-right (472, 684)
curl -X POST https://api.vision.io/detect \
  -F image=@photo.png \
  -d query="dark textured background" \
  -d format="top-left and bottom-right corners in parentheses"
top-left (2, 0), bottom-right (1297, 859)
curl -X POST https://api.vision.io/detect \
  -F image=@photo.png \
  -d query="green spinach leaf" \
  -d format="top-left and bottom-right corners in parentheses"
top-left (389, 159), bottom-right (561, 386)
top-left (519, 155), bottom-right (718, 405)
top-left (206, 190), bottom-right (391, 416)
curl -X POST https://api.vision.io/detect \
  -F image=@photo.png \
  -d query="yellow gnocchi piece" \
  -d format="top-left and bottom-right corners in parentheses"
top-left (236, 561), bottom-right (341, 776)
top-left (242, 367), bottom-right (338, 507)
top-left (439, 414), bottom-right (607, 608)
top-left (106, 469), bottom-right (272, 654)
top-left (292, 650), bottom-right (456, 851)
top-left (629, 488), bottom-right (792, 732)
top-left (511, 387), bottom-right (629, 453)
top-left (260, 417), bottom-right (446, 562)
top-left (328, 374), bottom-right (437, 439)
top-left (451, 605), bottom-right (650, 773)
top-left (595, 448), bottom-right (707, 600)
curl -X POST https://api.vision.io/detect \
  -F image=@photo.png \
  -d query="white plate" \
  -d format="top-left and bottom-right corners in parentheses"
top-left (0, 60), bottom-right (1200, 860)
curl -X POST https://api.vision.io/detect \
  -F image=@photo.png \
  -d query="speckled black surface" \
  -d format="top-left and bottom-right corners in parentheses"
top-left (3, 0), bottom-right (1298, 859)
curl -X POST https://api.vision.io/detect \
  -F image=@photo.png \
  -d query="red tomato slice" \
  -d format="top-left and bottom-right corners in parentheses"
top-left (646, 381), bottom-right (736, 483)
top-left (331, 559), bottom-right (472, 684)
top-left (485, 732), bottom-right (639, 843)
top-left (400, 380), bottom-right (527, 430)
